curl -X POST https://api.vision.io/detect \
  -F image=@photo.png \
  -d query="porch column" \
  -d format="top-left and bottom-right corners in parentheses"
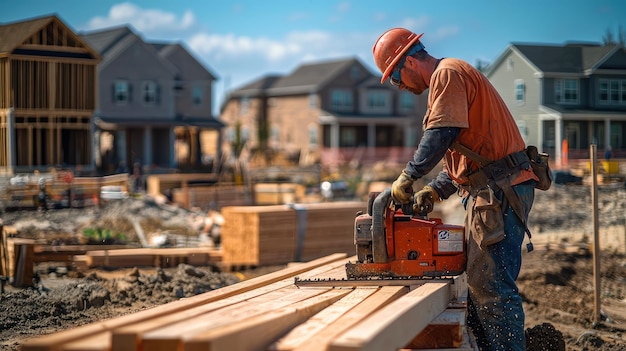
top-left (330, 122), bottom-right (340, 165)
top-left (169, 127), bottom-right (176, 168)
top-left (605, 118), bottom-right (611, 150)
top-left (7, 107), bottom-right (14, 170)
top-left (367, 123), bottom-right (375, 148)
top-left (537, 118), bottom-right (544, 154)
top-left (555, 117), bottom-right (563, 167)
top-left (143, 127), bottom-right (153, 167)
top-left (116, 129), bottom-right (127, 165)
top-left (330, 122), bottom-right (339, 148)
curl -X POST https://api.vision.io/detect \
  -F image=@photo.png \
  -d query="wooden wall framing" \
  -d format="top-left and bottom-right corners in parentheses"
top-left (0, 17), bottom-right (99, 171)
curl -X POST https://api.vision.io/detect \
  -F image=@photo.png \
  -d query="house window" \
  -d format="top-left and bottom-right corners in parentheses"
top-left (599, 79), bottom-right (626, 105)
top-left (192, 85), bottom-right (203, 105)
top-left (142, 81), bottom-right (158, 104)
top-left (114, 80), bottom-right (129, 104)
top-left (309, 93), bottom-right (317, 108)
top-left (271, 126), bottom-right (280, 143)
top-left (515, 79), bottom-right (525, 104)
top-left (331, 90), bottom-right (353, 110)
top-left (240, 97), bottom-right (249, 115)
top-left (350, 66), bottom-right (361, 79)
top-left (400, 92), bottom-right (414, 110)
top-left (555, 79), bottom-right (578, 104)
top-left (308, 125), bottom-right (318, 147)
top-left (368, 92), bottom-right (386, 108)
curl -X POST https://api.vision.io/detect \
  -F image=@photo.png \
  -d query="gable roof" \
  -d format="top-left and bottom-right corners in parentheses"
top-left (0, 14), bottom-right (99, 59)
top-left (80, 26), bottom-right (177, 74)
top-left (79, 26), bottom-right (133, 56)
top-left (486, 41), bottom-right (622, 77)
top-left (151, 42), bottom-right (217, 80)
top-left (228, 74), bottom-right (283, 98)
top-left (267, 57), bottom-right (363, 95)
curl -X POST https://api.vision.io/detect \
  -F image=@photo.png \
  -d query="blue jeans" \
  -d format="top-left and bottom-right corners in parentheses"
top-left (464, 182), bottom-right (535, 351)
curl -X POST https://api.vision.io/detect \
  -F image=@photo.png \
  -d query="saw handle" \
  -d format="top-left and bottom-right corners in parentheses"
top-left (398, 200), bottom-right (428, 218)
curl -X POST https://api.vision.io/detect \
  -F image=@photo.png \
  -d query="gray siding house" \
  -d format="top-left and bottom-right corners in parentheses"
top-left (486, 42), bottom-right (626, 166)
top-left (220, 57), bottom-right (427, 169)
top-left (80, 26), bottom-right (223, 175)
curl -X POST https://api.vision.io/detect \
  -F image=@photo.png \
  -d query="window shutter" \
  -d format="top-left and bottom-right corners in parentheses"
top-left (128, 84), bottom-right (133, 102)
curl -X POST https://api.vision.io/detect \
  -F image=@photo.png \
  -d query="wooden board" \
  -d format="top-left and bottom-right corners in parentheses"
top-left (328, 281), bottom-right (451, 351)
top-left (20, 253), bottom-right (347, 351)
top-left (20, 254), bottom-right (472, 351)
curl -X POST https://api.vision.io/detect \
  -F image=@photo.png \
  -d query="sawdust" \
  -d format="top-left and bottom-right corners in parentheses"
top-left (1, 186), bottom-right (626, 350)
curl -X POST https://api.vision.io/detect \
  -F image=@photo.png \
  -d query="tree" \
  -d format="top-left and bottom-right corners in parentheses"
top-left (602, 25), bottom-right (625, 46)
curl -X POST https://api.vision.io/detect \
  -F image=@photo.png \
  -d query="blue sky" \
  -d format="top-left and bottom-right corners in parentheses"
top-left (1, 0), bottom-right (624, 115)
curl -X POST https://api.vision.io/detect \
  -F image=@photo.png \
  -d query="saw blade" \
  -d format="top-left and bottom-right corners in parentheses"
top-left (293, 276), bottom-right (451, 288)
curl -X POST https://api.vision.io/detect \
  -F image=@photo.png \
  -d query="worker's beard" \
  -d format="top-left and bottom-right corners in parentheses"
top-left (405, 86), bottom-right (424, 95)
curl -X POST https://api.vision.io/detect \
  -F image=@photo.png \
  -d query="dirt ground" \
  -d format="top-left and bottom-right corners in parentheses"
top-left (1, 185), bottom-right (626, 350)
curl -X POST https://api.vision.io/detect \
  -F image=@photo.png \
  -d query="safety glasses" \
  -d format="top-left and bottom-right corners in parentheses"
top-left (389, 42), bottom-right (425, 87)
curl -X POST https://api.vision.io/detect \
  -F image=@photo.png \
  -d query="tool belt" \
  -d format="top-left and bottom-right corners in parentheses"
top-left (451, 142), bottom-right (534, 251)
top-left (463, 150), bottom-right (530, 197)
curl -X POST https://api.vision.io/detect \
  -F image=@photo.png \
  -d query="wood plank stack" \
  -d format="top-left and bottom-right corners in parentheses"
top-left (253, 183), bottom-right (306, 205)
top-left (220, 201), bottom-right (366, 267)
top-left (172, 185), bottom-right (251, 210)
top-left (20, 254), bottom-right (476, 351)
top-left (33, 244), bottom-right (132, 265)
top-left (73, 247), bottom-right (222, 270)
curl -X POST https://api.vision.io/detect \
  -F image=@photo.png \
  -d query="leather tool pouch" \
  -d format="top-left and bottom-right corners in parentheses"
top-left (469, 187), bottom-right (505, 249)
top-left (526, 146), bottom-right (552, 191)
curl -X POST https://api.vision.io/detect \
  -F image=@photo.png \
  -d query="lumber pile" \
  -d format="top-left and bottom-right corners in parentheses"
top-left (171, 184), bottom-right (251, 209)
top-left (20, 253), bottom-right (475, 351)
top-left (220, 201), bottom-right (366, 267)
top-left (33, 244), bottom-right (132, 264)
top-left (73, 247), bottom-right (222, 270)
top-left (253, 183), bottom-right (307, 205)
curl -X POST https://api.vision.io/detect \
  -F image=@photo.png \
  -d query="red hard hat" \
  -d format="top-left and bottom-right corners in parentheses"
top-left (372, 28), bottom-right (424, 84)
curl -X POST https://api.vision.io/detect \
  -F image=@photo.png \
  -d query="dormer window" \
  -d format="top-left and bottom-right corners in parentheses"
top-left (350, 66), bottom-right (361, 79)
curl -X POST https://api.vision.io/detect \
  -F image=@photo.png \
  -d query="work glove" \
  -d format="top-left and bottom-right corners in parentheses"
top-left (414, 185), bottom-right (440, 215)
top-left (391, 170), bottom-right (415, 204)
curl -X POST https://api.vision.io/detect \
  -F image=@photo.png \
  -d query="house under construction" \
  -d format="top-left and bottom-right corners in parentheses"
top-left (0, 15), bottom-right (100, 175)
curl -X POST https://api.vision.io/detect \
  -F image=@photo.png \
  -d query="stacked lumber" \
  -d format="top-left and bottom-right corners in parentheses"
top-left (73, 247), bottom-right (222, 270)
top-left (253, 183), bottom-right (306, 205)
top-left (20, 254), bottom-right (475, 351)
top-left (172, 184), bottom-right (251, 210)
top-left (33, 244), bottom-right (132, 264)
top-left (220, 201), bottom-right (366, 267)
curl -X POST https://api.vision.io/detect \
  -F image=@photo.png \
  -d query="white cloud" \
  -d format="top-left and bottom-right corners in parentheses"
top-left (188, 32), bottom-right (301, 62)
top-left (87, 3), bottom-right (195, 34)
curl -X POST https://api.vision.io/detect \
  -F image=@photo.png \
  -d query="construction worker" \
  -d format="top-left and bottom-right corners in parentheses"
top-left (373, 28), bottom-right (539, 351)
